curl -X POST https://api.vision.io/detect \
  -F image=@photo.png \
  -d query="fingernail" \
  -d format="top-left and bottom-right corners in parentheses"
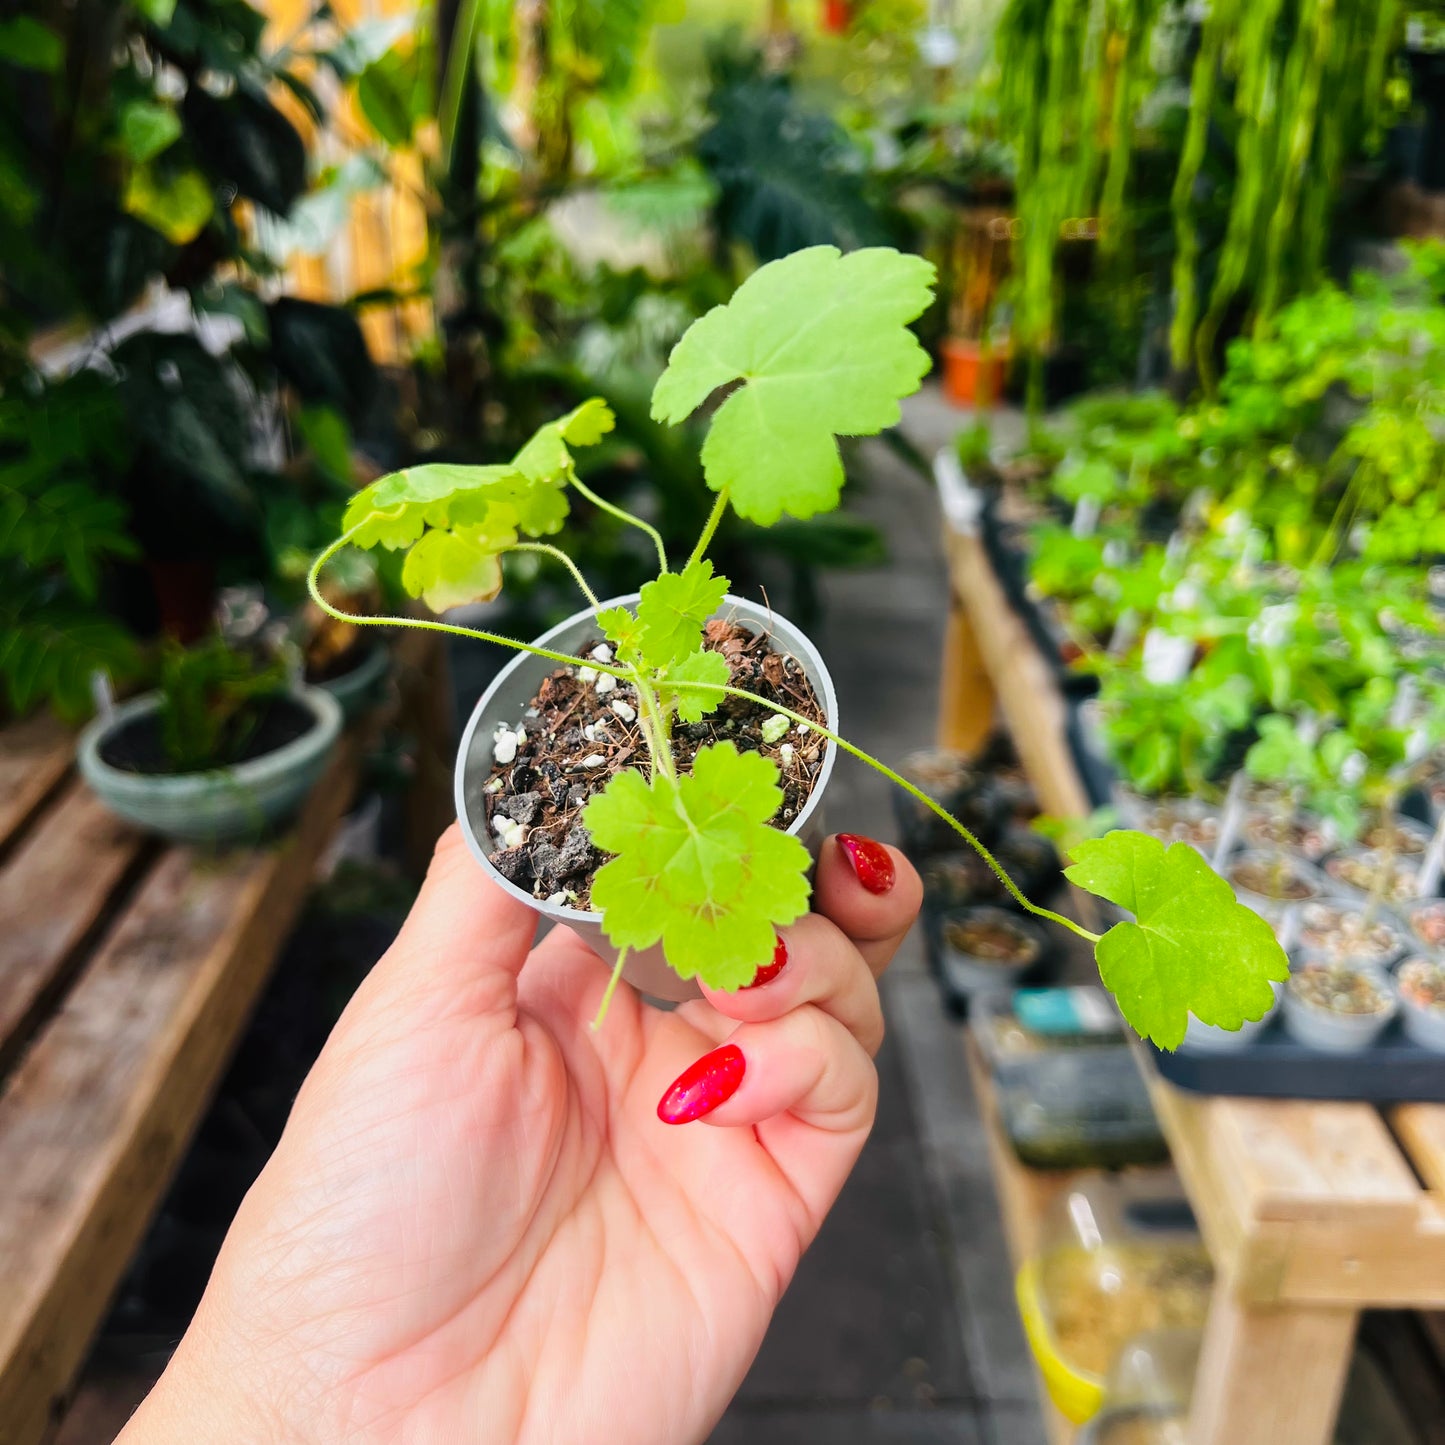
top-left (743, 935), bottom-right (788, 989)
top-left (657, 1044), bottom-right (746, 1124)
top-left (837, 833), bottom-right (896, 894)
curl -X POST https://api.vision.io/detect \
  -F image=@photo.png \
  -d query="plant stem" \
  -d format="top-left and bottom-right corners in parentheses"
top-left (506, 543), bottom-right (603, 611)
top-left (633, 672), bottom-right (677, 781)
top-left (693, 683), bottom-right (1103, 945)
top-left (307, 532), bottom-right (635, 680)
top-left (687, 489), bottom-right (730, 571)
top-left (591, 946), bottom-right (629, 1030)
top-left (569, 475), bottom-right (670, 574)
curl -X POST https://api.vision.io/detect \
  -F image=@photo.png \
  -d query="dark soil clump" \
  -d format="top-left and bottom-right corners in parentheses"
top-left (480, 618), bottom-right (827, 907)
top-left (100, 695), bottom-right (315, 776)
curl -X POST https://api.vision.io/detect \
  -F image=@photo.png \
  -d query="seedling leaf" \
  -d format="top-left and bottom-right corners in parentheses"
top-left (1064, 831), bottom-right (1289, 1050)
top-left (635, 559), bottom-right (729, 667)
top-left (650, 246), bottom-right (935, 524)
top-left (583, 742), bottom-right (810, 988)
top-left (598, 605), bottom-right (645, 667)
top-left (659, 647), bottom-right (731, 722)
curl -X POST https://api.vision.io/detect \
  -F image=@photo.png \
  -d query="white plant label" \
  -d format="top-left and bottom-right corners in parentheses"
top-left (1071, 494), bottom-right (1101, 539)
top-left (1141, 628), bottom-right (1194, 684)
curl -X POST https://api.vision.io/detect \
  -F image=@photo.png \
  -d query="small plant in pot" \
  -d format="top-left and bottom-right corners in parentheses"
top-left (1281, 961), bottom-right (1398, 1053)
top-left (79, 635), bottom-right (343, 844)
top-left (935, 904), bottom-right (1049, 1003)
top-left (1396, 957), bottom-right (1445, 1052)
top-left (307, 246), bottom-right (1288, 1046)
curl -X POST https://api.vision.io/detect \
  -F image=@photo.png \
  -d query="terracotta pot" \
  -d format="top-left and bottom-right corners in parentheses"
top-left (941, 337), bottom-right (1009, 408)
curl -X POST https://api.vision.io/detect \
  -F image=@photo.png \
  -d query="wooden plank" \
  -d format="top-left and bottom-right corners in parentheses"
top-left (937, 599), bottom-right (997, 756)
top-left (1187, 1287), bottom-right (1357, 1445)
top-left (0, 714), bottom-right (74, 854)
top-left (944, 528), bottom-right (1091, 822)
top-left (0, 784), bottom-right (148, 1075)
top-left (1392, 1104), bottom-right (1445, 1197)
top-left (0, 735), bottom-right (361, 1445)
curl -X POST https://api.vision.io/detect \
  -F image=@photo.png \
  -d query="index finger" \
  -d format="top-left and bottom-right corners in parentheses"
top-left (811, 833), bottom-right (922, 976)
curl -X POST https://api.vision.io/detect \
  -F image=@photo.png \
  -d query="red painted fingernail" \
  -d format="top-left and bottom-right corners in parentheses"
top-left (743, 935), bottom-right (788, 989)
top-left (837, 833), bottom-right (896, 894)
top-left (657, 1044), bottom-right (746, 1124)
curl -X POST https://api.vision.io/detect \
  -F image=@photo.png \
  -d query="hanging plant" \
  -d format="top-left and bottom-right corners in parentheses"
top-left (996, 0), bottom-right (1406, 396)
top-left (1182, 0), bottom-right (1404, 385)
top-left (995, 0), bottom-right (1168, 404)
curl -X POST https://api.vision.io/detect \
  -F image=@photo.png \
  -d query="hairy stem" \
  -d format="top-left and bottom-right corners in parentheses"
top-left (591, 946), bottom-right (629, 1030)
top-left (569, 475), bottom-right (669, 574)
top-left (691, 682), bottom-right (1104, 945)
top-left (633, 672), bottom-right (677, 782)
top-left (505, 542), bottom-right (602, 611)
top-left (687, 489), bottom-right (730, 571)
top-left (307, 532), bottom-right (634, 680)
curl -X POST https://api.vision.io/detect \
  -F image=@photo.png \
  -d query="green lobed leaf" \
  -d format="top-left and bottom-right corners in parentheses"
top-left (583, 742), bottom-right (811, 988)
top-left (598, 605), bottom-right (645, 667)
top-left (1064, 832), bottom-right (1289, 1050)
top-left (634, 558), bottom-right (728, 668)
top-left (659, 647), bottom-right (731, 723)
top-left (650, 246), bottom-right (935, 524)
top-left (400, 523), bottom-right (514, 611)
top-left (513, 398), bottom-right (617, 485)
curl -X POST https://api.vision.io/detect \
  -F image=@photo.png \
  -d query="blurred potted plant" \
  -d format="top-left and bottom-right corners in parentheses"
top-left (78, 633), bottom-right (341, 844)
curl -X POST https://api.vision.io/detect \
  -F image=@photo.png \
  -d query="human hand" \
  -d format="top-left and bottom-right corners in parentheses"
top-left (120, 825), bottom-right (920, 1445)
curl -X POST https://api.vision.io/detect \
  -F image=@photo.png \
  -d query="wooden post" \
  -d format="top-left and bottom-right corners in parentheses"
top-left (1188, 1286), bottom-right (1357, 1445)
top-left (937, 598), bottom-right (996, 757)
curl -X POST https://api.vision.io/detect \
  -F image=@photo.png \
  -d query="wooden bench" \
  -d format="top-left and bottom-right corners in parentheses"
top-left (0, 634), bottom-right (450, 1445)
top-left (939, 520), bottom-right (1445, 1445)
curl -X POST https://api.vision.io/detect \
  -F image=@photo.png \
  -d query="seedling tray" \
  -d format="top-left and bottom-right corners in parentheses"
top-left (1149, 1026), bottom-right (1445, 1101)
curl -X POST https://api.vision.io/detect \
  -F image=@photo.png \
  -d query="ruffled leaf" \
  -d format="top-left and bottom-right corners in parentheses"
top-left (583, 742), bottom-right (811, 988)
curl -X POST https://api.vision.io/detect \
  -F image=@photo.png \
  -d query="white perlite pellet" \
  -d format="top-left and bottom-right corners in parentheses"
top-left (492, 816), bottom-right (524, 849)
top-left (595, 673), bottom-right (617, 694)
top-left (545, 891), bottom-right (569, 905)
top-left (590, 643), bottom-right (613, 663)
top-left (610, 699), bottom-right (637, 722)
top-left (492, 727), bottom-right (518, 765)
top-left (577, 666), bottom-right (598, 683)
top-left (581, 753), bottom-right (606, 768)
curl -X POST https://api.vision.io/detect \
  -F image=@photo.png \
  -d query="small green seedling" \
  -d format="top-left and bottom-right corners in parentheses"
top-left (309, 246), bottom-right (1287, 1048)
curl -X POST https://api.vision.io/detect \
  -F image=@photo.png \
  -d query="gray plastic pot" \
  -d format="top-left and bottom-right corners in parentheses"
top-left (78, 686), bottom-right (343, 844)
top-left (454, 593), bottom-right (839, 1002)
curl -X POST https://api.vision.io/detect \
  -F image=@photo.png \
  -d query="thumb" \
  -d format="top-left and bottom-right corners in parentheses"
top-left (359, 823), bottom-right (541, 1027)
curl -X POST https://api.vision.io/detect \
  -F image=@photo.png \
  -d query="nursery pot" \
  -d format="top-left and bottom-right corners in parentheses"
top-left (934, 904), bottom-right (1049, 999)
top-left (941, 337), bottom-right (1010, 409)
top-left (78, 687), bottom-right (343, 845)
top-left (454, 594), bottom-right (839, 1003)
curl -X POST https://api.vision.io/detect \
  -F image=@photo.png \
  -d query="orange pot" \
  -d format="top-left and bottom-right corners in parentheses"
top-left (941, 337), bottom-right (1010, 408)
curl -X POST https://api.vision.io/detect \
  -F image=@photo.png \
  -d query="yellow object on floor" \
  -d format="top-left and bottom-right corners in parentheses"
top-left (1016, 1259), bottom-right (1106, 1424)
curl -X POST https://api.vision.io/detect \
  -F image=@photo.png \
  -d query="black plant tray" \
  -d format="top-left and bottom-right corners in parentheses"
top-left (1149, 1027), bottom-right (1445, 1102)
